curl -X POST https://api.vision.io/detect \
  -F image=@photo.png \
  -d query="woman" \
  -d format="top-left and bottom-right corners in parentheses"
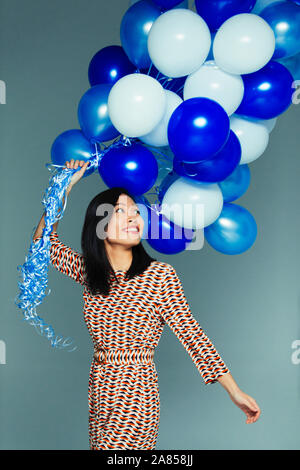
top-left (33, 159), bottom-right (261, 450)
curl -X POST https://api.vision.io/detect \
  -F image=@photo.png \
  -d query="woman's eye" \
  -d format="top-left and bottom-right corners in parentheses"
top-left (116, 208), bottom-right (140, 215)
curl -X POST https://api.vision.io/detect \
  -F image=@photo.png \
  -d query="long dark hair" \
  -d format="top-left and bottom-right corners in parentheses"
top-left (81, 186), bottom-right (157, 296)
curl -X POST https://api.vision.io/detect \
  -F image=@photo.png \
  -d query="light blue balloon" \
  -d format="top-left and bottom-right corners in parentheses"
top-left (260, 1), bottom-right (300, 59)
top-left (204, 202), bottom-right (257, 255)
top-left (121, 0), bottom-right (161, 70)
top-left (218, 164), bottom-right (251, 202)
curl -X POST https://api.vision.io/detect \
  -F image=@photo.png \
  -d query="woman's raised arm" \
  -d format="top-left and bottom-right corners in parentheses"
top-left (33, 159), bottom-right (90, 285)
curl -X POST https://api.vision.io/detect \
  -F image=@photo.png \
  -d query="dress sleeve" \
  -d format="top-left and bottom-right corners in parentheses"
top-left (33, 231), bottom-right (86, 286)
top-left (157, 265), bottom-right (230, 385)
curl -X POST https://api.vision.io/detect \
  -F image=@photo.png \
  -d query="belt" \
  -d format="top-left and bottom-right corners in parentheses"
top-left (93, 347), bottom-right (155, 365)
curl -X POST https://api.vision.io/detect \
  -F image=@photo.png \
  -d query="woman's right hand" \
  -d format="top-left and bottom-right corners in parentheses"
top-left (65, 159), bottom-right (90, 192)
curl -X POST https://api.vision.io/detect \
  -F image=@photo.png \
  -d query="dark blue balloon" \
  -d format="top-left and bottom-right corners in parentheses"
top-left (98, 143), bottom-right (158, 195)
top-left (168, 97), bottom-right (231, 163)
top-left (152, 0), bottom-right (184, 10)
top-left (158, 170), bottom-right (179, 203)
top-left (235, 61), bottom-right (294, 119)
top-left (204, 202), bottom-right (257, 255)
top-left (50, 129), bottom-right (95, 178)
top-left (77, 84), bottom-right (120, 144)
top-left (173, 130), bottom-right (241, 183)
top-left (195, 0), bottom-right (257, 32)
top-left (120, 0), bottom-right (161, 70)
top-left (218, 164), bottom-right (251, 202)
top-left (207, 31), bottom-right (217, 61)
top-left (145, 206), bottom-right (194, 254)
top-left (88, 45), bottom-right (136, 87)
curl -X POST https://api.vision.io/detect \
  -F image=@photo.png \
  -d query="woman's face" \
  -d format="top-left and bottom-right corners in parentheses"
top-left (105, 193), bottom-right (144, 246)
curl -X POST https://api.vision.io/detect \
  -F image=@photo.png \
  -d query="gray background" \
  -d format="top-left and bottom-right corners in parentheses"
top-left (1, 0), bottom-right (300, 450)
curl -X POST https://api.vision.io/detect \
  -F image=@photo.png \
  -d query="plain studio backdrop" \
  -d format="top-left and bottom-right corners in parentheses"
top-left (1, 0), bottom-right (300, 450)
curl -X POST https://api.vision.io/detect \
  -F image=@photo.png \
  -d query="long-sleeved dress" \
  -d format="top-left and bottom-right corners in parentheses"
top-left (37, 231), bottom-right (230, 450)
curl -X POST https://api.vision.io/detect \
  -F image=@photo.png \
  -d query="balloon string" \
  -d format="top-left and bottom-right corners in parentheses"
top-left (140, 143), bottom-right (173, 164)
top-left (14, 166), bottom-right (78, 351)
top-left (160, 77), bottom-right (172, 88)
top-left (147, 62), bottom-right (153, 76)
top-left (175, 84), bottom-right (184, 94)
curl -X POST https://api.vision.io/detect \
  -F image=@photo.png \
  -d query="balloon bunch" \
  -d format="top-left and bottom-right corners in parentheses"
top-left (15, 0), bottom-right (299, 349)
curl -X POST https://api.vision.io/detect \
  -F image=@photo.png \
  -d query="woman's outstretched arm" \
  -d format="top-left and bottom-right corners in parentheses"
top-left (33, 159), bottom-right (89, 240)
top-left (158, 263), bottom-right (261, 424)
top-left (32, 160), bottom-right (90, 285)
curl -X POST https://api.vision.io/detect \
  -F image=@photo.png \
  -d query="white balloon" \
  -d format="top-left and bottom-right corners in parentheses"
top-left (236, 115), bottom-right (278, 133)
top-left (107, 73), bottom-right (166, 137)
top-left (230, 115), bottom-right (270, 164)
top-left (257, 117), bottom-right (277, 133)
top-left (139, 90), bottom-right (182, 147)
top-left (147, 9), bottom-right (211, 78)
top-left (213, 13), bottom-right (275, 75)
top-left (160, 177), bottom-right (223, 230)
top-left (183, 60), bottom-right (244, 116)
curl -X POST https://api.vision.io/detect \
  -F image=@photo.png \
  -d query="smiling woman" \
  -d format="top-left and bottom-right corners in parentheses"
top-left (32, 159), bottom-right (260, 449)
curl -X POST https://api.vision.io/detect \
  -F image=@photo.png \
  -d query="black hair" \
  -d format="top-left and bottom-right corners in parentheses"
top-left (81, 186), bottom-right (157, 296)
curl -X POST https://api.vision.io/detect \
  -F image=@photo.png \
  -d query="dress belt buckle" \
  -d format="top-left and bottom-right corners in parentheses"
top-left (94, 347), bottom-right (106, 364)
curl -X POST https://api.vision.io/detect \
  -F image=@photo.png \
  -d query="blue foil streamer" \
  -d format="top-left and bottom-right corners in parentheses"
top-left (14, 147), bottom-right (101, 352)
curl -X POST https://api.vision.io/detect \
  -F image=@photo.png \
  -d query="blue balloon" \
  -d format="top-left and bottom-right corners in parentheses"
top-left (173, 130), bottom-right (241, 183)
top-left (129, 0), bottom-right (188, 7)
top-left (195, 0), bottom-right (257, 32)
top-left (204, 202), bottom-right (257, 255)
top-left (50, 129), bottom-right (95, 178)
top-left (251, 0), bottom-right (278, 14)
top-left (218, 164), bottom-right (251, 202)
top-left (277, 50), bottom-right (300, 80)
top-left (77, 84), bottom-right (120, 144)
top-left (98, 143), bottom-right (158, 195)
top-left (260, 1), bottom-right (300, 59)
top-left (158, 170), bottom-right (180, 202)
top-left (168, 97), bottom-right (231, 163)
top-left (131, 194), bottom-right (152, 239)
top-left (88, 45), bottom-right (136, 87)
top-left (235, 61), bottom-right (294, 119)
top-left (120, 0), bottom-right (161, 70)
top-left (207, 32), bottom-right (217, 61)
top-left (145, 206), bottom-right (194, 254)
top-left (152, 0), bottom-right (185, 10)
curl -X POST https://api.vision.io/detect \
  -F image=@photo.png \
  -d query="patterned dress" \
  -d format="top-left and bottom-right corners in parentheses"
top-left (39, 231), bottom-right (230, 450)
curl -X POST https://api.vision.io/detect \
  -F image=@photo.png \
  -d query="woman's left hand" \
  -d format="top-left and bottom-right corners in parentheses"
top-left (229, 389), bottom-right (261, 423)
